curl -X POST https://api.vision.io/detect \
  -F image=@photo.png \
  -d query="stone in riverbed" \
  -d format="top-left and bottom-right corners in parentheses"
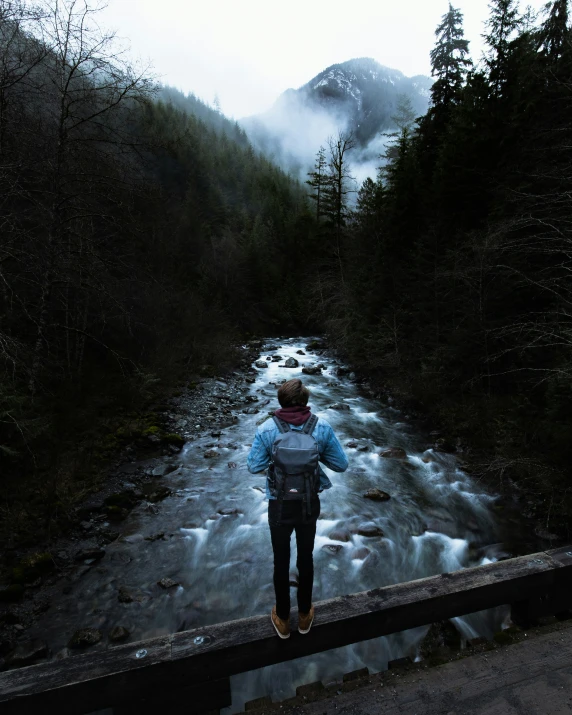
top-left (109, 626), bottom-right (130, 643)
top-left (272, 355), bottom-right (282, 361)
top-left (302, 366), bottom-right (322, 375)
top-left (68, 628), bottom-right (102, 649)
top-left (142, 485), bottom-right (171, 503)
top-left (296, 350), bottom-right (305, 355)
top-left (380, 447), bottom-right (407, 459)
top-left (204, 450), bottom-right (218, 458)
top-left (5, 640), bottom-right (49, 667)
top-left (157, 577), bottom-right (179, 590)
top-left (322, 544), bottom-right (344, 554)
top-left (357, 523), bottom-right (384, 537)
top-left (74, 548), bottom-right (105, 563)
top-left (217, 508), bottom-right (242, 516)
top-left (245, 376), bottom-right (256, 383)
top-left (350, 547), bottom-right (371, 560)
top-left (254, 361), bottom-right (268, 369)
top-left (151, 464), bottom-right (177, 478)
top-left (228, 462), bottom-right (238, 469)
top-left (328, 529), bottom-right (352, 542)
top-left (328, 403), bottom-right (350, 411)
top-left (118, 586), bottom-right (134, 603)
top-left (363, 489), bottom-right (391, 502)
top-left (283, 357), bottom-right (299, 368)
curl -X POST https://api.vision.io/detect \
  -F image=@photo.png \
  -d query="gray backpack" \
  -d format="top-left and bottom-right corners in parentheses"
top-left (269, 414), bottom-right (320, 516)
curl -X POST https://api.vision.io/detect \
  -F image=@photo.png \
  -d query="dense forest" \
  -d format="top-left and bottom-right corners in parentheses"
top-left (0, 0), bottom-right (322, 541)
top-left (310, 0), bottom-right (572, 533)
top-left (1, 0), bottom-right (572, 543)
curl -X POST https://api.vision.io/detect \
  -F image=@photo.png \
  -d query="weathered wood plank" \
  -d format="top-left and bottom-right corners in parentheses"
top-left (0, 636), bottom-right (172, 715)
top-left (0, 549), bottom-right (569, 715)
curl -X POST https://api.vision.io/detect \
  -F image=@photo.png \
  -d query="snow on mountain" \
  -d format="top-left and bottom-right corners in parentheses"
top-left (240, 58), bottom-right (432, 180)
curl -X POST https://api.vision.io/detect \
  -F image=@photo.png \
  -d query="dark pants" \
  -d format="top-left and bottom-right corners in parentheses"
top-left (268, 499), bottom-right (319, 621)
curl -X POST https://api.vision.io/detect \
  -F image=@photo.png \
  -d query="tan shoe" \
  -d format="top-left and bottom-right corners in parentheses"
top-left (271, 606), bottom-right (290, 639)
top-left (298, 605), bottom-right (314, 634)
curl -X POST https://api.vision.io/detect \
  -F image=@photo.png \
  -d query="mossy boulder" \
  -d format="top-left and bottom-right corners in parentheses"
top-left (162, 433), bottom-right (184, 447)
top-left (104, 490), bottom-right (138, 509)
top-left (105, 505), bottom-right (128, 521)
top-left (12, 553), bottom-right (54, 584)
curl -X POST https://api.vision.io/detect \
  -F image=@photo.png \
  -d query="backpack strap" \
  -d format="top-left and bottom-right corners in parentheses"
top-left (302, 414), bottom-right (318, 435)
top-left (272, 416), bottom-right (291, 434)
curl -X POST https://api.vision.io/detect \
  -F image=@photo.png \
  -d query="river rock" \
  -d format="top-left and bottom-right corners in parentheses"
top-left (305, 340), bottom-right (326, 351)
top-left (380, 447), bottom-right (407, 459)
top-left (350, 547), bottom-right (371, 560)
top-left (217, 507), bottom-right (242, 516)
top-left (228, 462), bottom-right (238, 469)
top-left (346, 441), bottom-right (358, 448)
top-left (142, 485), bottom-right (171, 503)
top-left (363, 489), bottom-right (391, 502)
top-left (328, 529), bottom-right (351, 542)
top-left (296, 350), bottom-right (305, 355)
top-left (254, 361), bottom-right (268, 369)
top-left (152, 464), bottom-right (177, 478)
top-left (329, 403), bottom-right (350, 411)
top-left (245, 376), bottom-right (256, 384)
top-left (289, 573), bottom-right (299, 587)
top-left (283, 357), bottom-right (299, 368)
top-left (118, 586), bottom-right (134, 603)
top-left (5, 640), bottom-right (49, 667)
top-left (74, 548), bottom-right (105, 563)
top-left (302, 366), bottom-right (322, 375)
top-left (204, 450), bottom-right (218, 458)
top-left (157, 577), bottom-right (179, 589)
top-left (357, 523), bottom-right (384, 537)
top-left (109, 626), bottom-right (130, 643)
top-left (68, 628), bottom-right (102, 649)
top-left (272, 355), bottom-right (282, 361)
top-left (322, 544), bottom-right (344, 554)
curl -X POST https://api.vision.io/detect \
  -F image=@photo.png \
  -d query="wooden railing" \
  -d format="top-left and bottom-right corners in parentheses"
top-left (0, 546), bottom-right (571, 715)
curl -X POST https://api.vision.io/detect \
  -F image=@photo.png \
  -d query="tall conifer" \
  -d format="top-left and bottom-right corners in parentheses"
top-left (430, 3), bottom-right (472, 108)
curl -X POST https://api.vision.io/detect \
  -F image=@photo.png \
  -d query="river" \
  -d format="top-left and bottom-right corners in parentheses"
top-left (25, 337), bottom-right (535, 712)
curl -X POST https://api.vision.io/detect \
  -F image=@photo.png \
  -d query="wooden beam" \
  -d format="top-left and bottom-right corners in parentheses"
top-left (0, 549), bottom-right (570, 715)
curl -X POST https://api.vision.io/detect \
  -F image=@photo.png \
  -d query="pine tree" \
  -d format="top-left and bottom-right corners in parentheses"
top-left (538, 0), bottom-right (571, 65)
top-left (305, 146), bottom-right (328, 222)
top-left (484, 0), bottom-right (523, 94)
top-left (430, 3), bottom-right (472, 108)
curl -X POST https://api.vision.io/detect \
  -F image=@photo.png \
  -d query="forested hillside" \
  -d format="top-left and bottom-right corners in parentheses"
top-left (314, 0), bottom-right (572, 530)
top-left (0, 0), bottom-right (323, 537)
top-left (2, 0), bottom-right (572, 543)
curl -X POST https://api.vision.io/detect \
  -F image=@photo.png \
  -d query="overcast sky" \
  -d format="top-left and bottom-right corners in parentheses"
top-left (101, 0), bottom-right (549, 119)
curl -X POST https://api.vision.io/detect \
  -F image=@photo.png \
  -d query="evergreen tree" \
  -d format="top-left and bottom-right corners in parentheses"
top-left (430, 3), bottom-right (472, 108)
top-left (538, 0), bottom-right (571, 64)
top-left (305, 146), bottom-right (328, 222)
top-left (484, 0), bottom-right (523, 94)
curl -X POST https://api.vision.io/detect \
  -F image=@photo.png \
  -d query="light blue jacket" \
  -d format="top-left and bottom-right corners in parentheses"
top-left (247, 415), bottom-right (349, 499)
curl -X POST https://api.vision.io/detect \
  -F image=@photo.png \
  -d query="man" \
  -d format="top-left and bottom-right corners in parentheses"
top-left (247, 377), bottom-right (349, 639)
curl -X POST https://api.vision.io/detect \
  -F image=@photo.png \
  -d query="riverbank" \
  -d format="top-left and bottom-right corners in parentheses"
top-left (329, 344), bottom-right (571, 549)
top-left (0, 340), bottom-right (264, 664)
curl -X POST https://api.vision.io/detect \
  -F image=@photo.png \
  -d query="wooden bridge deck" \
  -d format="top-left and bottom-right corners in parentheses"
top-left (265, 621), bottom-right (572, 715)
top-left (0, 546), bottom-right (571, 714)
